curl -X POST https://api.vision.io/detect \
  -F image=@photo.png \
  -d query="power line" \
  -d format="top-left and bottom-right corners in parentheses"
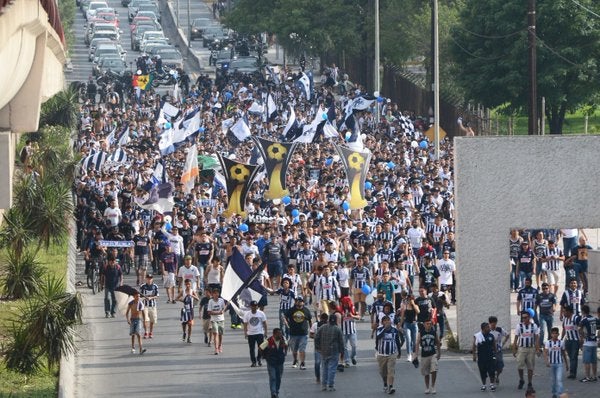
top-left (454, 25), bottom-right (526, 40)
top-left (569, 0), bottom-right (600, 19)
top-left (449, 35), bottom-right (528, 61)
top-left (534, 34), bottom-right (581, 67)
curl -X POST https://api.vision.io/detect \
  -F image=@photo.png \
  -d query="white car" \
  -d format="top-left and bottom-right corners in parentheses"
top-left (86, 1), bottom-right (108, 20)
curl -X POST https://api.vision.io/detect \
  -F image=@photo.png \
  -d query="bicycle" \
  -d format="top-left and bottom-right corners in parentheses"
top-left (87, 257), bottom-right (102, 295)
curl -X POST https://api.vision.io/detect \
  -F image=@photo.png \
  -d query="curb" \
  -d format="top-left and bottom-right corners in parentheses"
top-left (58, 218), bottom-right (78, 398)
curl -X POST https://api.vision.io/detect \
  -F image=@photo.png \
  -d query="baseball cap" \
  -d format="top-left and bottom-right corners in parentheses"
top-left (250, 300), bottom-right (258, 306)
top-left (295, 296), bottom-right (304, 302)
top-left (146, 274), bottom-right (153, 278)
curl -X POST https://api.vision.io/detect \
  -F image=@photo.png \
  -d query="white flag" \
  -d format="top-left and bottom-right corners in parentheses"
top-left (230, 118), bottom-right (251, 141)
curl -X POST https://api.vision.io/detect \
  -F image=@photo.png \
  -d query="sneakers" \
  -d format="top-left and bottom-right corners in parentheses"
top-left (149, 333), bottom-right (153, 339)
top-left (328, 386), bottom-right (335, 391)
top-left (480, 385), bottom-right (486, 391)
top-left (105, 312), bottom-right (110, 318)
top-left (300, 362), bottom-right (306, 370)
top-left (321, 385), bottom-right (327, 391)
top-left (187, 338), bottom-right (192, 344)
top-left (387, 385), bottom-right (395, 394)
top-left (425, 388), bottom-right (430, 394)
top-left (383, 385), bottom-right (388, 392)
top-left (251, 363), bottom-right (257, 367)
top-left (344, 362), bottom-right (350, 368)
top-left (407, 353), bottom-right (412, 362)
top-left (140, 348), bottom-right (147, 355)
top-left (143, 332), bottom-right (148, 339)
top-left (518, 379), bottom-right (525, 389)
top-left (110, 313), bottom-right (115, 318)
top-left (580, 377), bottom-right (592, 382)
top-left (351, 358), bottom-right (357, 365)
top-left (131, 348), bottom-right (136, 354)
top-left (292, 360), bottom-right (298, 369)
top-left (258, 360), bottom-right (262, 367)
top-left (182, 333), bottom-right (187, 342)
top-left (489, 384), bottom-right (496, 392)
top-left (431, 388), bottom-right (436, 394)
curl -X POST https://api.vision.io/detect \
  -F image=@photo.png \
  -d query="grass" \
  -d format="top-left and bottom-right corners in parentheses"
top-left (488, 109), bottom-right (600, 135)
top-left (0, 241), bottom-right (68, 397)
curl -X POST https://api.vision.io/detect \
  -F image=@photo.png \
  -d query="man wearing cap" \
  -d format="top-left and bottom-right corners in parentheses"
top-left (243, 300), bottom-right (268, 367)
top-left (516, 241), bottom-right (535, 289)
top-left (285, 297), bottom-right (312, 370)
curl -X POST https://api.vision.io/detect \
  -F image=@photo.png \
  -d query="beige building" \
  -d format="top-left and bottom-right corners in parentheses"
top-left (0, 0), bottom-right (66, 210)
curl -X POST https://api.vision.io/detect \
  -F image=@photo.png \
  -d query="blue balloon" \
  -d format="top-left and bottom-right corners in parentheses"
top-left (377, 96), bottom-right (384, 103)
top-left (345, 131), bottom-right (352, 141)
top-left (387, 161), bottom-right (395, 169)
top-left (527, 308), bottom-right (535, 318)
top-left (317, 211), bottom-right (323, 220)
top-left (365, 181), bottom-right (372, 190)
top-left (291, 209), bottom-right (299, 217)
top-left (419, 140), bottom-right (428, 149)
top-left (198, 127), bottom-right (205, 132)
top-left (361, 284), bottom-right (372, 295)
top-left (325, 158), bottom-right (333, 166)
top-left (165, 222), bottom-right (172, 232)
top-left (342, 201), bottom-right (350, 211)
top-left (238, 223), bottom-right (249, 233)
top-left (292, 217), bottom-right (300, 224)
top-left (282, 196), bottom-right (291, 205)
top-left (322, 113), bottom-right (328, 120)
top-left (164, 122), bottom-right (172, 129)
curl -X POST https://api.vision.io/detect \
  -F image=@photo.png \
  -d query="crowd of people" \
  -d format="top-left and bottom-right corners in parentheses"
top-left (73, 41), bottom-right (596, 396)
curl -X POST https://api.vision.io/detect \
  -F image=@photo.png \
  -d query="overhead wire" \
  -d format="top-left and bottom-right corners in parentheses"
top-left (569, 0), bottom-right (600, 19)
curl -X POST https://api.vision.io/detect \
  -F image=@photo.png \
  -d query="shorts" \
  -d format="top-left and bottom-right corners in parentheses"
top-left (582, 345), bottom-right (597, 364)
top-left (495, 351), bottom-right (505, 371)
top-left (164, 272), bottom-right (176, 288)
top-left (546, 270), bottom-right (559, 285)
top-left (129, 318), bottom-right (143, 336)
top-left (516, 347), bottom-right (536, 370)
top-left (211, 320), bottom-right (224, 334)
top-left (202, 319), bottom-right (211, 334)
top-left (577, 261), bottom-right (588, 273)
top-left (143, 306), bottom-right (157, 324)
top-left (288, 335), bottom-right (308, 353)
top-left (420, 355), bottom-right (438, 376)
top-left (135, 255), bottom-right (149, 270)
top-left (267, 261), bottom-right (283, 278)
top-left (353, 288), bottom-right (366, 302)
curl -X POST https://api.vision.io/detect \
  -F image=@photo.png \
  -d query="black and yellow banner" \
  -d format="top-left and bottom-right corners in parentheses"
top-left (217, 154), bottom-right (261, 218)
top-left (335, 144), bottom-right (372, 210)
top-left (251, 137), bottom-right (298, 200)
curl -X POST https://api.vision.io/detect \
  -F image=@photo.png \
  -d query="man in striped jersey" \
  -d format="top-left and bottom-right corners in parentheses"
top-left (512, 311), bottom-right (541, 390)
top-left (578, 304), bottom-right (598, 382)
top-left (351, 257), bottom-right (371, 319)
top-left (517, 278), bottom-right (538, 321)
top-left (266, 278), bottom-right (295, 339)
top-left (560, 305), bottom-right (581, 379)
top-left (544, 327), bottom-right (568, 398)
top-left (340, 296), bottom-right (360, 367)
top-left (560, 279), bottom-right (585, 317)
top-left (140, 274), bottom-right (159, 339)
top-left (542, 240), bottom-right (564, 295)
top-left (316, 266), bottom-right (340, 315)
top-left (375, 315), bottom-right (403, 394)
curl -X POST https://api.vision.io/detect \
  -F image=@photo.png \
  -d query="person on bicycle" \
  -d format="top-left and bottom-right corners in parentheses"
top-left (85, 230), bottom-right (106, 276)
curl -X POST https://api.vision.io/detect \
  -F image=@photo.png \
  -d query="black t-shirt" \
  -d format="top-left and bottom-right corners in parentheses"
top-left (286, 306), bottom-right (312, 336)
top-left (415, 296), bottom-right (434, 323)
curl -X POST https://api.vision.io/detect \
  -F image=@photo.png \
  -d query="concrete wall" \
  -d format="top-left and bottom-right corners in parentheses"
top-left (588, 250), bottom-right (600, 312)
top-left (454, 136), bottom-right (600, 349)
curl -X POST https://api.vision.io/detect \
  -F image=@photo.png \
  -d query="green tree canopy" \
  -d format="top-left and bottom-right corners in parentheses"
top-left (451, 0), bottom-right (600, 133)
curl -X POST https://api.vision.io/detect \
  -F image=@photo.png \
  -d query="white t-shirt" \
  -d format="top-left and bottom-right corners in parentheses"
top-left (436, 259), bottom-right (456, 285)
top-left (177, 265), bottom-right (201, 291)
top-left (407, 227), bottom-right (425, 248)
top-left (208, 297), bottom-right (226, 322)
top-left (243, 310), bottom-right (267, 335)
top-left (561, 229), bottom-right (578, 239)
top-left (104, 207), bottom-right (122, 227)
top-left (337, 267), bottom-right (350, 288)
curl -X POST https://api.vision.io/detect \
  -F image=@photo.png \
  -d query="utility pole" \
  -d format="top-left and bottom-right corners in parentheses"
top-left (433, 0), bottom-right (440, 159)
top-left (528, 0), bottom-right (538, 135)
top-left (374, 0), bottom-right (380, 124)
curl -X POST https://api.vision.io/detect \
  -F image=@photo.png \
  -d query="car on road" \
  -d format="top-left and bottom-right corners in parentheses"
top-left (93, 56), bottom-right (127, 77)
top-left (131, 24), bottom-right (157, 50)
top-left (88, 37), bottom-right (116, 61)
top-left (228, 56), bottom-right (261, 75)
top-left (128, 0), bottom-right (154, 22)
top-left (140, 39), bottom-right (169, 54)
top-left (85, 1), bottom-right (108, 21)
top-left (85, 23), bottom-right (120, 45)
top-left (135, 10), bottom-right (159, 25)
top-left (189, 17), bottom-right (212, 41)
top-left (96, 11), bottom-right (120, 28)
top-left (201, 26), bottom-right (229, 48)
top-left (92, 43), bottom-right (126, 64)
top-left (156, 48), bottom-right (183, 70)
top-left (136, 2), bottom-right (160, 22)
top-left (213, 46), bottom-right (233, 68)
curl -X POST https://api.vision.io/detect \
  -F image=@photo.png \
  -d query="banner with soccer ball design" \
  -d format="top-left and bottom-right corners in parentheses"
top-left (335, 144), bottom-right (372, 210)
top-left (216, 154), bottom-right (261, 218)
top-left (251, 137), bottom-right (298, 200)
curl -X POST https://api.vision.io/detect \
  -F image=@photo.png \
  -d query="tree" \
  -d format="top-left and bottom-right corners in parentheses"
top-left (39, 87), bottom-right (80, 129)
top-left (451, 0), bottom-right (600, 133)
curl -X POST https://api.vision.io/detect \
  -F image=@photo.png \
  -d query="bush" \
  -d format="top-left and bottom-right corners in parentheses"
top-left (0, 250), bottom-right (43, 300)
top-left (3, 323), bottom-right (42, 375)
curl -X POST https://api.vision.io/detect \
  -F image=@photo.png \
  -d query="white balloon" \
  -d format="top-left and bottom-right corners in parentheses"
top-left (411, 140), bottom-right (419, 148)
top-left (332, 155), bottom-right (340, 162)
top-left (365, 294), bottom-right (374, 306)
top-left (164, 215), bottom-right (172, 223)
top-left (373, 91), bottom-right (380, 97)
top-left (272, 198), bottom-right (281, 205)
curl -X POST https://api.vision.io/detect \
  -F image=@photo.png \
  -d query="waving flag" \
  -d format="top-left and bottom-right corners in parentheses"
top-left (221, 247), bottom-right (267, 307)
top-left (335, 144), bottom-right (372, 210)
top-left (134, 182), bottom-right (174, 214)
top-left (180, 144), bottom-right (199, 194)
top-left (296, 72), bottom-right (311, 100)
top-left (107, 147), bottom-right (127, 164)
top-left (264, 64), bottom-right (281, 85)
top-left (266, 93), bottom-right (277, 121)
top-left (151, 159), bottom-right (168, 185)
top-left (81, 151), bottom-right (107, 171)
top-left (172, 111), bottom-right (201, 144)
top-left (283, 105), bottom-right (302, 141)
top-left (230, 118), bottom-right (251, 142)
top-left (217, 154), bottom-right (260, 218)
top-left (117, 127), bottom-right (130, 146)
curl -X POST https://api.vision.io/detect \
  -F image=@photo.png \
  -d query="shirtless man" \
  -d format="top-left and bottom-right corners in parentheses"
top-left (126, 292), bottom-right (147, 355)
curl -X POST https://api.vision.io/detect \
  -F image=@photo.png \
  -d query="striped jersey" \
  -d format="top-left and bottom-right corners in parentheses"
top-left (562, 314), bottom-right (581, 340)
top-left (180, 294), bottom-right (194, 323)
top-left (544, 339), bottom-right (564, 364)
top-left (275, 288), bottom-right (296, 311)
top-left (427, 224), bottom-right (446, 243)
top-left (341, 312), bottom-right (357, 335)
top-left (317, 275), bottom-right (340, 301)
top-left (580, 315), bottom-right (598, 346)
top-left (350, 266), bottom-right (371, 289)
top-left (509, 237), bottom-right (522, 258)
top-left (297, 249), bottom-right (317, 273)
top-left (515, 322), bottom-right (540, 348)
top-left (533, 239), bottom-right (547, 258)
top-left (560, 289), bottom-right (584, 316)
top-left (375, 326), bottom-right (402, 356)
top-left (543, 247), bottom-right (563, 271)
top-left (140, 283), bottom-right (159, 307)
top-left (517, 286), bottom-right (538, 311)
top-left (282, 273), bottom-right (303, 297)
top-left (490, 326), bottom-right (508, 352)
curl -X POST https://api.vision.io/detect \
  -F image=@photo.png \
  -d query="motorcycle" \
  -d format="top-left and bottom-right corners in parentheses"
top-left (151, 68), bottom-right (178, 87)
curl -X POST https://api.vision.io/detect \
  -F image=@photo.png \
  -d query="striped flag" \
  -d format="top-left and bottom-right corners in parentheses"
top-left (266, 93), bottom-right (277, 121)
top-left (230, 118), bottom-right (251, 142)
top-left (81, 151), bottom-right (107, 171)
top-left (151, 159), bottom-right (168, 185)
top-left (107, 147), bottom-right (127, 163)
top-left (221, 247), bottom-right (267, 306)
top-left (180, 144), bottom-right (199, 194)
top-left (296, 72), bottom-right (311, 100)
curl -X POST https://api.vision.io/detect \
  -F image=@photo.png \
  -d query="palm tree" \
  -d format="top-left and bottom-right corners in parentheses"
top-left (22, 276), bottom-right (82, 369)
top-left (0, 206), bottom-right (35, 262)
top-left (39, 87), bottom-right (80, 129)
top-left (0, 249), bottom-right (43, 299)
top-left (3, 322), bottom-right (42, 374)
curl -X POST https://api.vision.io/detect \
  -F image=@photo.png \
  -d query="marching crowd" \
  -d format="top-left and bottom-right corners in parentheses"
top-left (72, 48), bottom-right (597, 397)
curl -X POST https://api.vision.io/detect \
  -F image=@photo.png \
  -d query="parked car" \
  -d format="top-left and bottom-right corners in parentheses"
top-left (156, 48), bottom-right (183, 70)
top-left (85, 1), bottom-right (108, 21)
top-left (131, 24), bottom-right (156, 50)
top-left (128, 0), bottom-right (154, 22)
top-left (136, 2), bottom-right (160, 22)
top-left (190, 17), bottom-right (212, 41)
top-left (88, 37), bottom-right (114, 61)
top-left (92, 43), bottom-right (126, 64)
